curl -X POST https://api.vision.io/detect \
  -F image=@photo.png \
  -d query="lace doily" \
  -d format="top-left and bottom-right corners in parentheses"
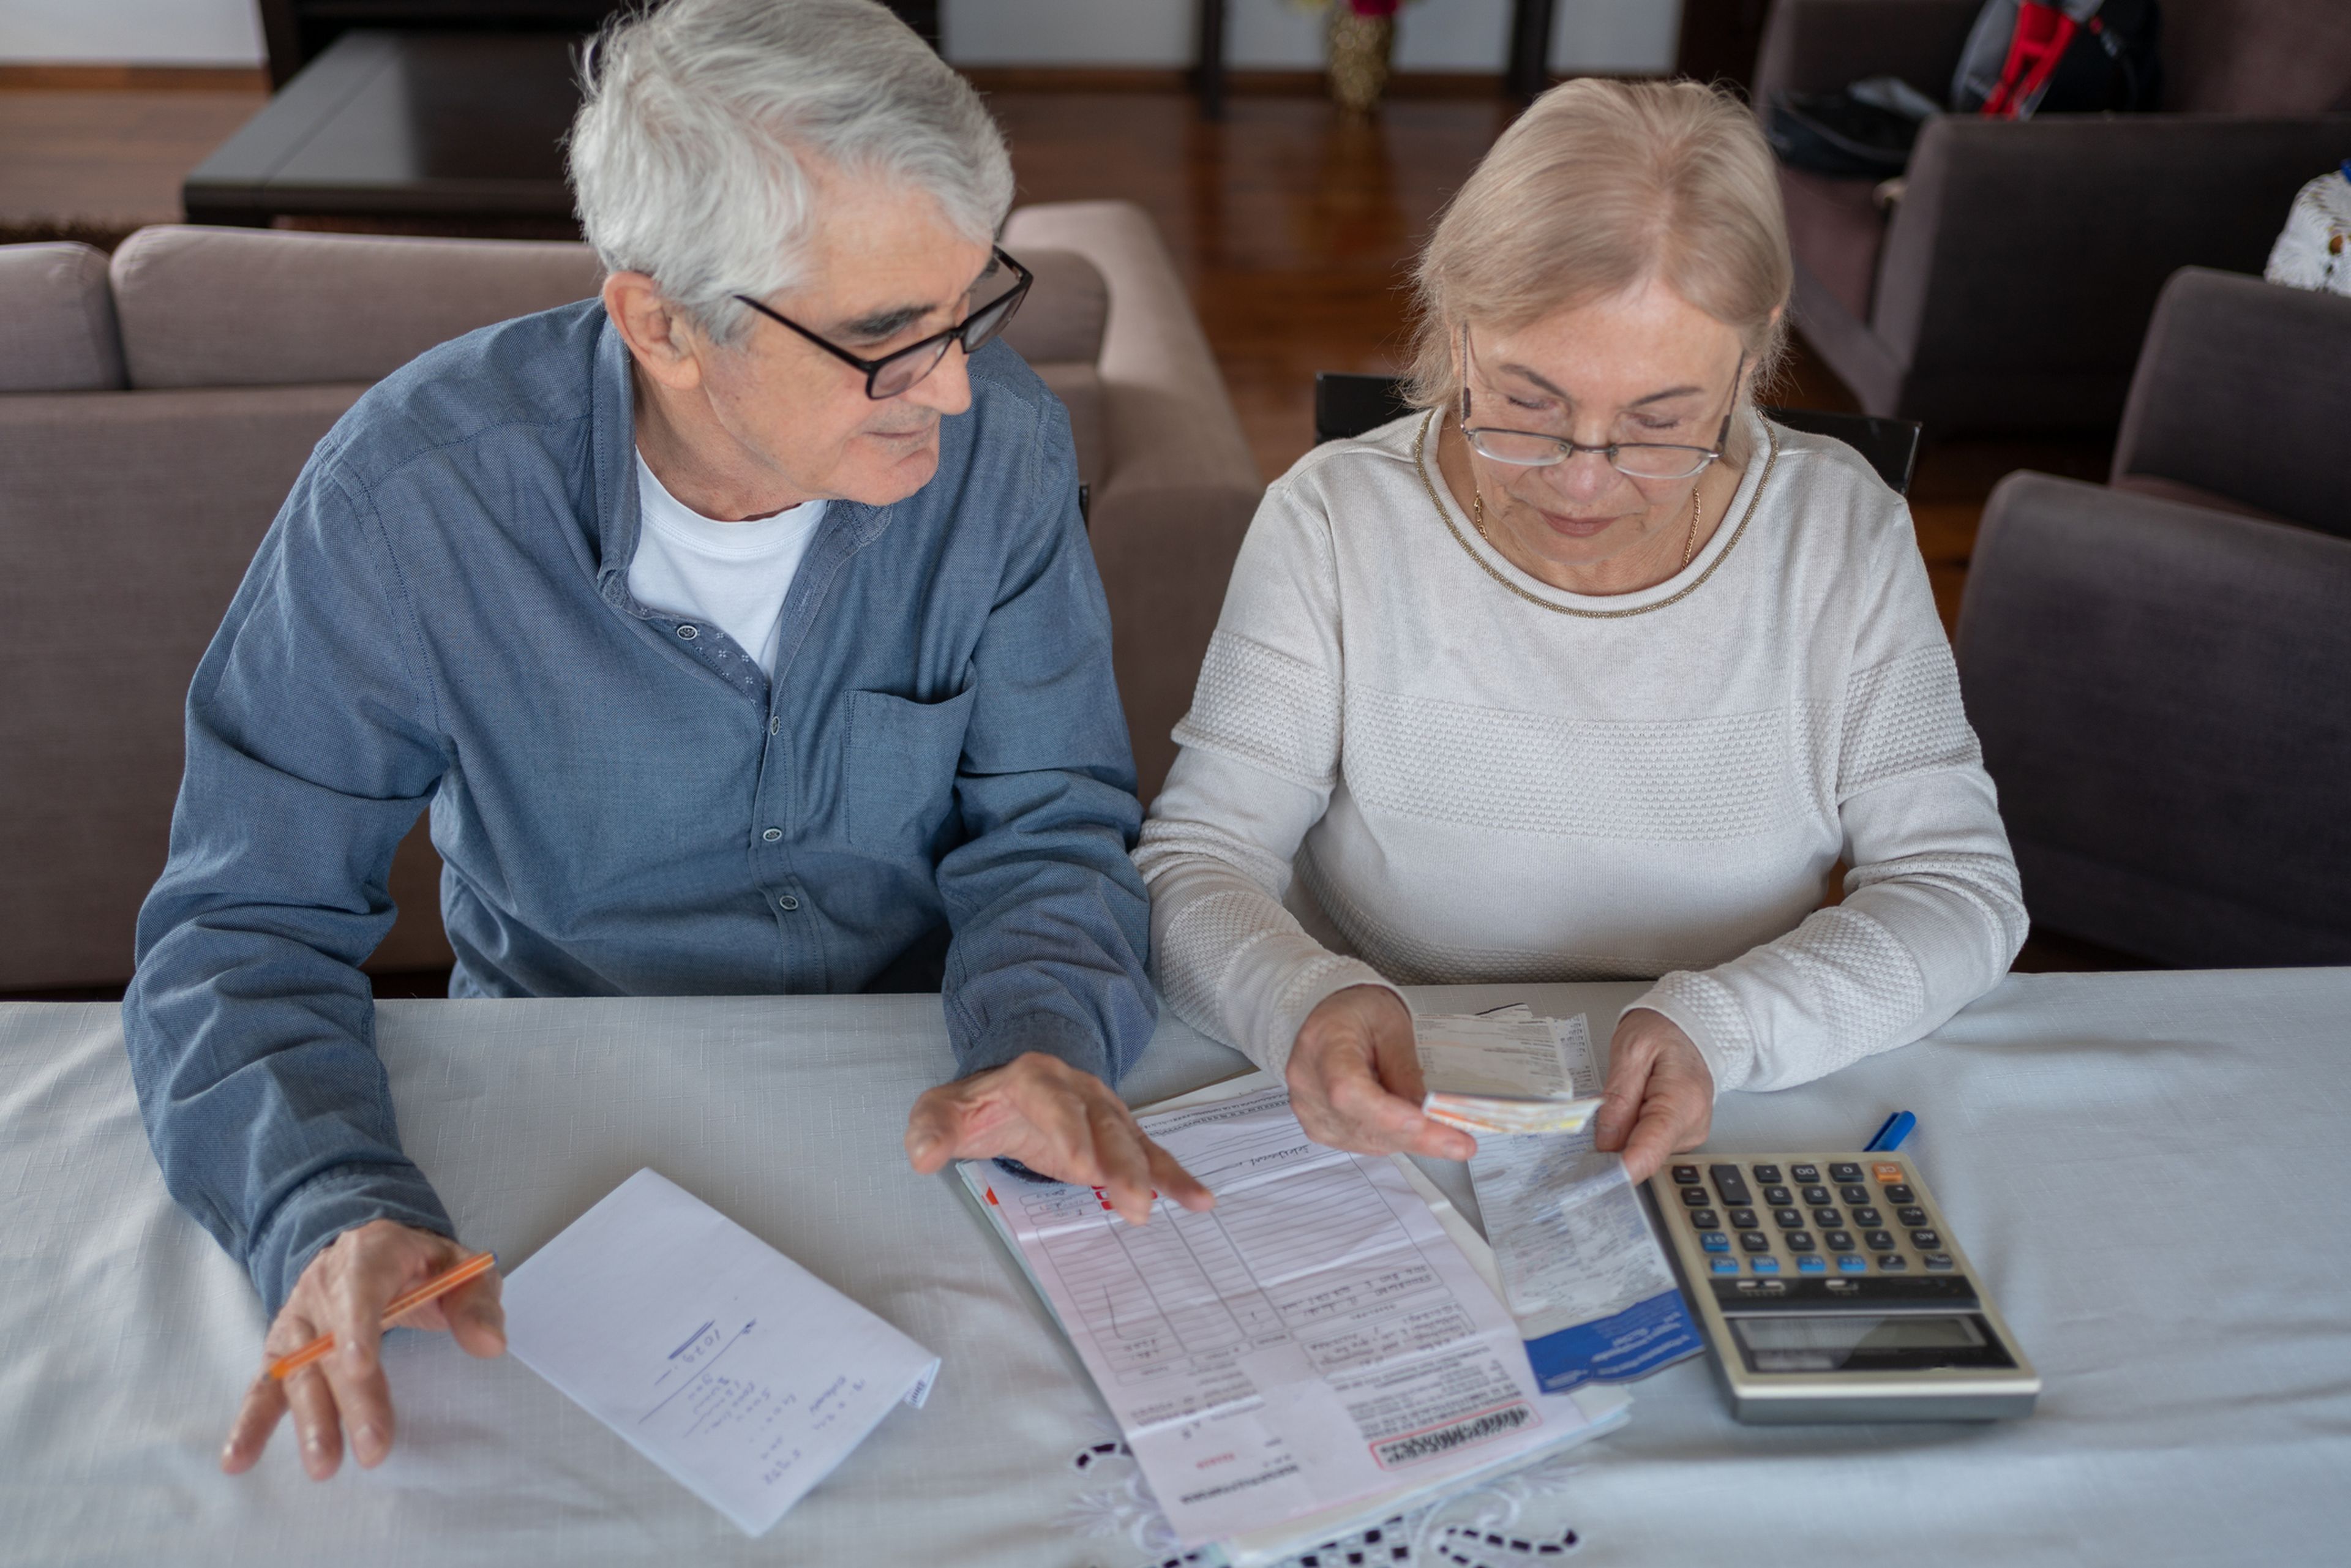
top-left (1061, 1422), bottom-right (1584, 1568)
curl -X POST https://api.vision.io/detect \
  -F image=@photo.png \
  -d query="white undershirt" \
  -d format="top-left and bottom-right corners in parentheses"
top-left (628, 451), bottom-right (827, 678)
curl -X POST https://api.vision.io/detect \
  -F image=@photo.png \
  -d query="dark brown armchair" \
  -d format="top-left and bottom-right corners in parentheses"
top-left (1757, 0), bottom-right (2351, 435)
top-left (1954, 269), bottom-right (2351, 966)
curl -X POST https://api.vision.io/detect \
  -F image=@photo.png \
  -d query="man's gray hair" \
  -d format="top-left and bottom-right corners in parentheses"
top-left (568, 0), bottom-right (1015, 345)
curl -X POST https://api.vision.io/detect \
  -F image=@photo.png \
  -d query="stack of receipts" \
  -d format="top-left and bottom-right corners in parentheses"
top-left (1428, 1008), bottom-right (1704, 1395)
top-left (503, 1169), bottom-right (940, 1537)
top-left (960, 1076), bottom-right (1629, 1566)
top-left (1417, 1010), bottom-right (1604, 1135)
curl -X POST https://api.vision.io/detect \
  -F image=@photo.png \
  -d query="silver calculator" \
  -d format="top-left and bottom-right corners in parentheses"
top-left (1646, 1154), bottom-right (2039, 1423)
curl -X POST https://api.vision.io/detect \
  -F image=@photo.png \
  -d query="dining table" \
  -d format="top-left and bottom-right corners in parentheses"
top-left (3, 968), bottom-right (2345, 1567)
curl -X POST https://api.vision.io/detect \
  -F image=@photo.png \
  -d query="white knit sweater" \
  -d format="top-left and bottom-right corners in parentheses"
top-left (1134, 408), bottom-right (2027, 1095)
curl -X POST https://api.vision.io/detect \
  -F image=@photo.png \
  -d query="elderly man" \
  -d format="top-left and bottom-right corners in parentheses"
top-left (123, 0), bottom-right (1208, 1482)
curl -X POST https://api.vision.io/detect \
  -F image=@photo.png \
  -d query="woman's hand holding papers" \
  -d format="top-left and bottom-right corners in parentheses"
top-left (1286, 986), bottom-right (1478, 1162)
top-left (1593, 1008), bottom-right (1715, 1182)
top-left (904, 1052), bottom-right (1215, 1226)
top-left (222, 1218), bottom-right (505, 1480)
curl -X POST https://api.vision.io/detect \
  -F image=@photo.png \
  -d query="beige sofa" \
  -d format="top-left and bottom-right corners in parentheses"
top-left (0, 202), bottom-right (1260, 991)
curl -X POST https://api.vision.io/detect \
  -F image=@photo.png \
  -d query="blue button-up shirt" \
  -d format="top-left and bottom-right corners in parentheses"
top-left (123, 302), bottom-right (1155, 1311)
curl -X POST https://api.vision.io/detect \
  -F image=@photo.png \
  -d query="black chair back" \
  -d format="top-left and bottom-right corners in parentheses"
top-left (1311, 371), bottom-right (1922, 497)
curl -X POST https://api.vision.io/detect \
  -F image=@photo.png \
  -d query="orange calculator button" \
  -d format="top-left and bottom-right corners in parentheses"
top-left (1872, 1161), bottom-right (1905, 1184)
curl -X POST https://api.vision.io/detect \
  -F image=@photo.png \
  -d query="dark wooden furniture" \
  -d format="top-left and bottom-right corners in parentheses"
top-left (1312, 370), bottom-right (1923, 495)
top-left (184, 31), bottom-right (581, 230)
top-left (197, 2), bottom-right (943, 229)
top-left (254, 1), bottom-right (940, 88)
top-left (1671, 0), bottom-right (1774, 98)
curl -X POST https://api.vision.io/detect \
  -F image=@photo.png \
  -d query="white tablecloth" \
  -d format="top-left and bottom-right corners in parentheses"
top-left (2, 972), bottom-right (2347, 1567)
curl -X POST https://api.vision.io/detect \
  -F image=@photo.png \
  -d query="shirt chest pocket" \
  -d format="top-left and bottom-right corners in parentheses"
top-left (844, 686), bottom-right (977, 856)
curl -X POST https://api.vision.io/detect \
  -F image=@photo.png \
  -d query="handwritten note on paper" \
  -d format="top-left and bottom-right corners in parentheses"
top-left (503, 1168), bottom-right (939, 1536)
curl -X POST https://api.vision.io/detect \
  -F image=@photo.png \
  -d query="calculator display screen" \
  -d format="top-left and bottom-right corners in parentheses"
top-left (1730, 1314), bottom-right (2016, 1373)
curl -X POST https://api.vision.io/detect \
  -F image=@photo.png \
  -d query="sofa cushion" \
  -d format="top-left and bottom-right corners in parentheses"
top-left (2110, 268), bottom-right (2351, 539)
top-left (2109, 473), bottom-right (2289, 526)
top-left (1957, 471), bottom-right (2351, 966)
top-left (0, 243), bottom-right (126, 393)
top-left (998, 247), bottom-right (1108, 368)
top-left (0, 384), bottom-right (370, 989)
top-left (1777, 167), bottom-right (1887, 325)
top-left (110, 226), bottom-right (605, 389)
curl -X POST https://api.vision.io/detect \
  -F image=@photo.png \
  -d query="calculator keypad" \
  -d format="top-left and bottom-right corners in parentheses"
top-left (1659, 1153), bottom-right (1965, 1283)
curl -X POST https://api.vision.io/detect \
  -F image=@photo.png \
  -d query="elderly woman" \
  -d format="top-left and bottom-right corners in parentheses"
top-left (1136, 79), bottom-right (2025, 1179)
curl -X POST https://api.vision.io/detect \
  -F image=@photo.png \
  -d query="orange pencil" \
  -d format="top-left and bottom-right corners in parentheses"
top-left (267, 1251), bottom-right (498, 1381)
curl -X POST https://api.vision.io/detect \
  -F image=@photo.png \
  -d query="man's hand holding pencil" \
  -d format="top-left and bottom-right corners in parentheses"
top-left (221, 1219), bottom-right (505, 1480)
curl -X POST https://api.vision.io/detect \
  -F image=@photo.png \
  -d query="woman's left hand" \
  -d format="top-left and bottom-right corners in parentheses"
top-left (1593, 1008), bottom-right (1715, 1182)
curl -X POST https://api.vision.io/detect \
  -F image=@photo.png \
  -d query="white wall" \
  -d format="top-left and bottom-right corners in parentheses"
top-left (0, 0), bottom-right (265, 64)
top-left (0, 0), bottom-right (1681, 76)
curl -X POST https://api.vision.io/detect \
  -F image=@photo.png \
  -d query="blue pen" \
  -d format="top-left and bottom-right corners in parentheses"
top-left (1865, 1110), bottom-right (1916, 1153)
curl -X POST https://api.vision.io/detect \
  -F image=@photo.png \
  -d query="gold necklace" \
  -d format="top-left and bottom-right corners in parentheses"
top-left (1471, 471), bottom-right (1707, 569)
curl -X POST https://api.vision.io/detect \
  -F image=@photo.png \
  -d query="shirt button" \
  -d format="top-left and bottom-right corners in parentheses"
top-left (762, 828), bottom-right (783, 843)
top-left (677, 625), bottom-right (698, 640)
top-left (776, 894), bottom-right (800, 912)
top-left (768, 716), bottom-right (781, 736)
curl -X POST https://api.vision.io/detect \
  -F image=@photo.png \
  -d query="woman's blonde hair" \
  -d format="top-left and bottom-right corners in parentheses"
top-left (1405, 78), bottom-right (1792, 451)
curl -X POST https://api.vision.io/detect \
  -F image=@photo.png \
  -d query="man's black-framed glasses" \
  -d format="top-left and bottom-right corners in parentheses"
top-left (1459, 324), bottom-right (1745, 481)
top-left (732, 246), bottom-right (1033, 400)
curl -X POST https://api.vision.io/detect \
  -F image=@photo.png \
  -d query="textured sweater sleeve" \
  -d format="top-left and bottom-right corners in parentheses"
top-left (1133, 482), bottom-right (1406, 1077)
top-left (1629, 517), bottom-right (2027, 1093)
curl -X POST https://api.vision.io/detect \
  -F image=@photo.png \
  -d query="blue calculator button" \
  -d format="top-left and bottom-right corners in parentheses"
top-left (1699, 1232), bottom-right (1730, 1253)
top-left (1796, 1255), bottom-right (1826, 1274)
top-left (1837, 1254), bottom-right (1867, 1273)
top-left (1710, 1258), bottom-right (1740, 1275)
top-left (1750, 1257), bottom-right (1779, 1274)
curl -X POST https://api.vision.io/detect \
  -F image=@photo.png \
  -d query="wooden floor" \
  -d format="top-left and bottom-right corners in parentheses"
top-left (0, 81), bottom-right (263, 236)
top-left (0, 78), bottom-right (2139, 994)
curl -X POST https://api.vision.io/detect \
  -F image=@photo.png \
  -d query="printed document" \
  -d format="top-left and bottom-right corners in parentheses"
top-left (964, 1083), bottom-right (1584, 1548)
top-left (1450, 1009), bottom-right (1704, 1392)
top-left (503, 1168), bottom-right (939, 1536)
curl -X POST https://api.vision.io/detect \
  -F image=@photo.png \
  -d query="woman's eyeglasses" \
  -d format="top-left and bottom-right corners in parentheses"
top-left (1458, 325), bottom-right (1745, 481)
